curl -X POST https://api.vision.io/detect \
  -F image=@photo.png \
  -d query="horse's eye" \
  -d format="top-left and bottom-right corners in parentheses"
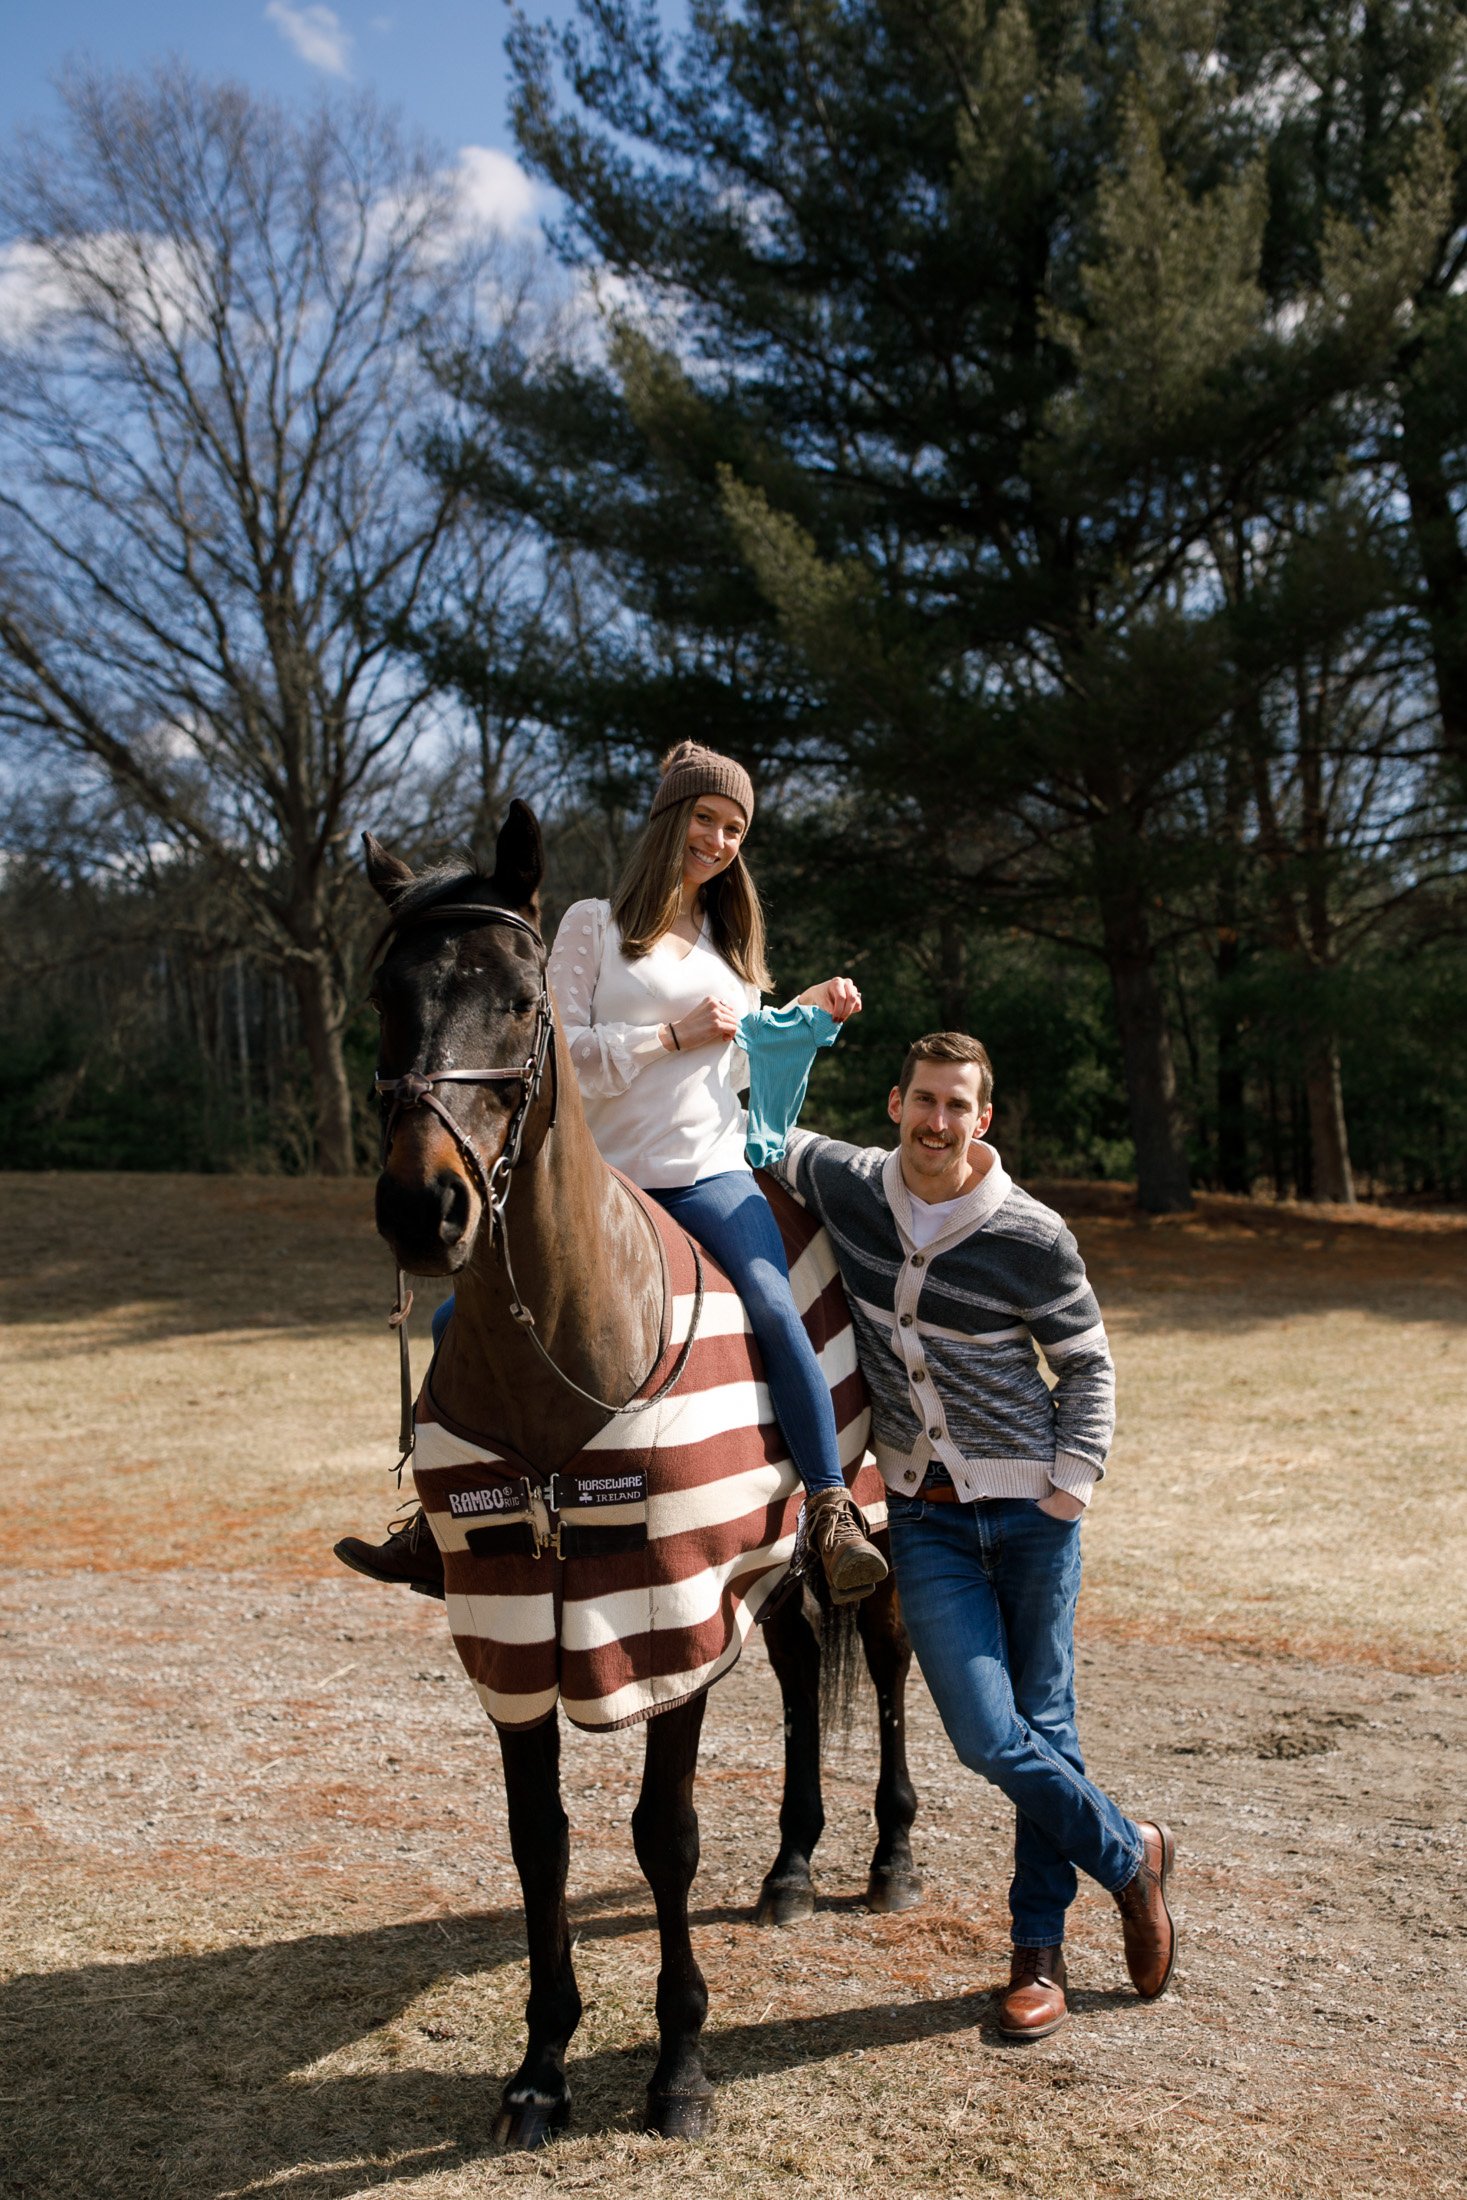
top-left (513, 997), bottom-right (536, 1016)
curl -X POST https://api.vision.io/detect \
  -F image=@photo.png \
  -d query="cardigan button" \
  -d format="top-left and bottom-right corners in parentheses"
top-left (913, 1368), bottom-right (927, 1382)
top-left (899, 1313), bottom-right (913, 1328)
top-left (910, 1253), bottom-right (924, 1268)
top-left (928, 1426), bottom-right (943, 1441)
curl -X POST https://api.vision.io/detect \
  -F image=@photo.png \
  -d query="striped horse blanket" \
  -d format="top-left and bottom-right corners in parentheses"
top-left (411, 1173), bottom-right (885, 1732)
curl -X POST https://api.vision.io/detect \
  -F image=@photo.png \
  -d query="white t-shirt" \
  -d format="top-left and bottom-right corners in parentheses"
top-left (548, 898), bottom-right (761, 1188)
top-left (903, 1190), bottom-right (970, 1249)
top-left (901, 1145), bottom-right (997, 1246)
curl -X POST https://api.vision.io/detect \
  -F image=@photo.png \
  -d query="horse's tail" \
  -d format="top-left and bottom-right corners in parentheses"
top-left (816, 1582), bottom-right (864, 1743)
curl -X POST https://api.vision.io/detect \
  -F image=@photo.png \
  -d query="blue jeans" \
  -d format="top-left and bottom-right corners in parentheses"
top-left (648, 1171), bottom-right (845, 1495)
top-left (887, 1493), bottom-right (1143, 1946)
top-left (430, 1170), bottom-right (845, 1497)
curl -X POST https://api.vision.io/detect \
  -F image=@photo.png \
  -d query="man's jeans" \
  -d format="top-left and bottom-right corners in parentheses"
top-left (887, 1493), bottom-right (1143, 1946)
top-left (430, 1168), bottom-right (846, 1496)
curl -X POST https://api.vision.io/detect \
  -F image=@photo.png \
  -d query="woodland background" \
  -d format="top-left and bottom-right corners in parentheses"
top-left (5, 1), bottom-right (1467, 1213)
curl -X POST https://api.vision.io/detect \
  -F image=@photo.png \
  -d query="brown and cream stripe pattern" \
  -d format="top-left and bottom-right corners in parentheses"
top-left (412, 1174), bottom-right (884, 1732)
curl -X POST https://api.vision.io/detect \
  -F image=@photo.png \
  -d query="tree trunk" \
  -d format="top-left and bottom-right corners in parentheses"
top-left (1214, 925), bottom-right (1248, 1195)
top-left (1303, 1038), bottom-right (1355, 1205)
top-left (1290, 1080), bottom-right (1313, 1200)
top-left (1265, 1064), bottom-right (1286, 1200)
top-left (1400, 392), bottom-right (1467, 784)
top-left (936, 909), bottom-right (968, 1030)
top-left (1094, 868), bottom-right (1193, 1213)
top-left (290, 954), bottom-right (355, 1176)
top-left (1214, 734), bottom-right (1249, 1194)
top-left (1296, 675), bottom-right (1354, 1206)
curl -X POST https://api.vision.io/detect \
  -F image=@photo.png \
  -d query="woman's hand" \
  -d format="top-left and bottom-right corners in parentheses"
top-left (662, 994), bottom-right (742, 1051)
top-left (799, 975), bottom-right (863, 1023)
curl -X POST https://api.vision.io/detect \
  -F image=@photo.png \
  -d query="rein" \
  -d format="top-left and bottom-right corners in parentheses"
top-left (373, 898), bottom-right (704, 1469)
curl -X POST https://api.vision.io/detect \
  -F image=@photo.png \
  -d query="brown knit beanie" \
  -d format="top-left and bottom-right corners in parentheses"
top-left (649, 740), bottom-right (755, 827)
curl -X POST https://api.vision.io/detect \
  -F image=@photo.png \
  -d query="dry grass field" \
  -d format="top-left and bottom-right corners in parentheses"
top-left (2, 1171), bottom-right (1465, 2200)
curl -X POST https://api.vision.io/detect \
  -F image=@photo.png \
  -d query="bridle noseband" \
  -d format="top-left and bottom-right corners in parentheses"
top-left (372, 895), bottom-right (702, 1454)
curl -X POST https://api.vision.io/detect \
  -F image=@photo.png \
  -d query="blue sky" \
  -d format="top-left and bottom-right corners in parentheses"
top-left (3, 3), bottom-right (553, 176)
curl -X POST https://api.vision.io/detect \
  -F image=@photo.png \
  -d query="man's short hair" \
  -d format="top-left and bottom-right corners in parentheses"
top-left (897, 1031), bottom-right (995, 1108)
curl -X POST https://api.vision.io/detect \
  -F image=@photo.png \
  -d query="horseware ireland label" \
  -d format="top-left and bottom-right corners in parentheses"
top-left (555, 1469), bottom-right (647, 1510)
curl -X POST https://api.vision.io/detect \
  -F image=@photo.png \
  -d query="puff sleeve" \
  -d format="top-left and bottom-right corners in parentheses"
top-left (547, 899), bottom-right (668, 1098)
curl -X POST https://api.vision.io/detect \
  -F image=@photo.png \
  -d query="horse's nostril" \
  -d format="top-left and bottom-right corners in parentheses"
top-left (436, 1172), bottom-right (472, 1245)
top-left (375, 1168), bottom-right (477, 1265)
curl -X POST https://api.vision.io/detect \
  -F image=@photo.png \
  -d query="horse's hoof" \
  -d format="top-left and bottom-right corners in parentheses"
top-left (492, 2093), bottom-right (569, 2151)
top-left (866, 1868), bottom-right (923, 1915)
top-left (645, 2087), bottom-right (714, 2140)
top-left (754, 1876), bottom-right (815, 1928)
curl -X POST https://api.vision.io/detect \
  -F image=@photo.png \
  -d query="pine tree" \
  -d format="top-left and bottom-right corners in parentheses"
top-left (438, 0), bottom-right (1449, 1205)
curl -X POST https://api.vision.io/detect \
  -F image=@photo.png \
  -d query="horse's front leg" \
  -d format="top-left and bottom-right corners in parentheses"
top-left (633, 1691), bottom-right (713, 2139)
top-left (755, 1587), bottom-right (824, 1924)
top-left (858, 1568), bottom-right (922, 1913)
top-left (493, 1714), bottom-right (582, 2150)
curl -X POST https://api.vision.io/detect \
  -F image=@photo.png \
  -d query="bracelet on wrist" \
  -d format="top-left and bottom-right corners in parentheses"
top-left (667, 1021), bottom-right (681, 1051)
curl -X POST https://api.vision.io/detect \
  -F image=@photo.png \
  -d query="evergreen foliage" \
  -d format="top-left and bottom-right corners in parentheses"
top-left (4, 15), bottom-right (1467, 1199)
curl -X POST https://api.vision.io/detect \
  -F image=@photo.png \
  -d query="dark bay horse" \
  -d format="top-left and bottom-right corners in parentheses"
top-left (365, 800), bottom-right (918, 2147)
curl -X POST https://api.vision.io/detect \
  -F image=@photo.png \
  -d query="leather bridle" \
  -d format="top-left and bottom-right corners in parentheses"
top-left (372, 896), bottom-right (702, 1461)
top-left (373, 901), bottom-right (557, 1242)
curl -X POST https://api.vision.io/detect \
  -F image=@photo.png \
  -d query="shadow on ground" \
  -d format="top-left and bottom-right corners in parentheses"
top-left (5, 1171), bottom-right (1466, 1348)
top-left (0, 1173), bottom-right (432, 1343)
top-left (2, 1896), bottom-right (996, 2198)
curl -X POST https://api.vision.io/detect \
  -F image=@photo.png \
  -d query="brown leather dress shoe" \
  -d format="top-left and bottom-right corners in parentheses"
top-left (804, 1487), bottom-right (889, 1604)
top-left (998, 1944), bottom-right (1068, 2039)
top-left (1113, 1819), bottom-right (1176, 1998)
top-left (334, 1507), bottom-right (446, 1599)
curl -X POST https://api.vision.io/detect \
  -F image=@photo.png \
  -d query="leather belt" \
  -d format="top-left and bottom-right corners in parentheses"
top-left (919, 1478), bottom-right (965, 1504)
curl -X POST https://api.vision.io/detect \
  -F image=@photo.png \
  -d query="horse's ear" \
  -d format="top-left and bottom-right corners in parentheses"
top-left (363, 831), bottom-right (416, 906)
top-left (492, 800), bottom-right (544, 916)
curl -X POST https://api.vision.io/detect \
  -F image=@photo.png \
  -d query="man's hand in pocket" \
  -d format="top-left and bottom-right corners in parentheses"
top-left (1037, 1488), bottom-right (1086, 1521)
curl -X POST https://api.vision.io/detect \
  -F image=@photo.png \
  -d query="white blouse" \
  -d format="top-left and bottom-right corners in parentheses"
top-left (548, 898), bottom-right (761, 1188)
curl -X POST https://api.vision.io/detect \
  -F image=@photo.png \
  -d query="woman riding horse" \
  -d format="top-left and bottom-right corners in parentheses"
top-left (340, 739), bottom-right (887, 1604)
top-left (361, 794), bottom-right (918, 2143)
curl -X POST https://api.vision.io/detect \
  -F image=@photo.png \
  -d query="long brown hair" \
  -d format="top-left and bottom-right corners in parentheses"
top-left (611, 795), bottom-right (772, 990)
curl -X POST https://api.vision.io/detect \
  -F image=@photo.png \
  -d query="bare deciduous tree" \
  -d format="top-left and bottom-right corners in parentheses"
top-left (0, 64), bottom-right (506, 1171)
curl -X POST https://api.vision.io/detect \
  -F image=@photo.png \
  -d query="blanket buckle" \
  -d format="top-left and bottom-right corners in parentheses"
top-left (527, 1476), bottom-right (571, 1559)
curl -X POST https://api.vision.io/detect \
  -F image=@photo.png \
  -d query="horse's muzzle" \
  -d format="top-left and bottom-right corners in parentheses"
top-left (375, 1164), bottom-right (478, 1273)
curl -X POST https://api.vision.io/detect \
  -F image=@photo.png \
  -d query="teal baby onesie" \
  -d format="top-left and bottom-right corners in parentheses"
top-left (738, 1003), bottom-right (842, 1167)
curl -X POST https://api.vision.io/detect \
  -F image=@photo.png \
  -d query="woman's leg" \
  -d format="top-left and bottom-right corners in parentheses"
top-left (650, 1173), bottom-right (846, 1494)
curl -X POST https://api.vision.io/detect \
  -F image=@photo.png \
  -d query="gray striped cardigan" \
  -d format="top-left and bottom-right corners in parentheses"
top-left (772, 1133), bottom-right (1116, 1506)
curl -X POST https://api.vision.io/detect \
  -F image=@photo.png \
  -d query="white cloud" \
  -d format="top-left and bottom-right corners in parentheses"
top-left (359, 146), bottom-right (541, 282)
top-left (0, 233), bottom-right (205, 347)
top-left (265, 2), bottom-right (353, 77)
top-left (0, 242), bottom-right (69, 343)
top-left (452, 146), bottom-right (539, 238)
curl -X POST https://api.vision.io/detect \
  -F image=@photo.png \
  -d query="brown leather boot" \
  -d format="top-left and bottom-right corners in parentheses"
top-left (334, 1507), bottom-right (445, 1599)
top-left (1113, 1820), bottom-right (1176, 1998)
top-left (804, 1487), bottom-right (889, 1605)
top-left (998, 1944), bottom-right (1068, 2040)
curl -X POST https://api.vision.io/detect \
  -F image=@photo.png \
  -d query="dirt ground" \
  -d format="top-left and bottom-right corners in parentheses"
top-left (2, 1173), bottom-right (1465, 2200)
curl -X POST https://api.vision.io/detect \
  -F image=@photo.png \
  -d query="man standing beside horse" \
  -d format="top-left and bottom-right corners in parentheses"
top-left (771, 1030), bottom-right (1176, 2040)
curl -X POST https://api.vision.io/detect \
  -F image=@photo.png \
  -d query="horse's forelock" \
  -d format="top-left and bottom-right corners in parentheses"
top-left (369, 865), bottom-right (519, 974)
